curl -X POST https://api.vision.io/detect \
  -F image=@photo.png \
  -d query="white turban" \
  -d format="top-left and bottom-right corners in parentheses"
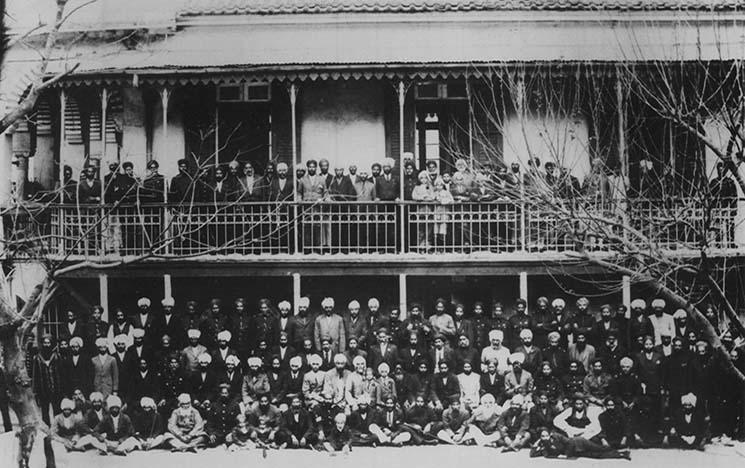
top-left (488, 330), bottom-right (504, 341)
top-left (321, 297), bottom-right (335, 308)
top-left (651, 299), bottom-right (666, 309)
top-left (377, 363), bottom-right (390, 373)
top-left (161, 297), bottom-right (175, 307)
top-left (113, 334), bottom-right (128, 345)
top-left (547, 331), bottom-right (561, 341)
top-left (333, 353), bottom-right (348, 364)
top-left (383, 158), bottom-right (395, 168)
top-left (225, 355), bottom-right (240, 366)
top-left (69, 337), bottom-right (84, 348)
top-left (352, 356), bottom-right (367, 367)
top-left (95, 337), bottom-right (109, 348)
top-left (298, 297), bottom-right (310, 308)
top-left (630, 299), bottom-right (646, 309)
top-left (673, 309), bottom-right (687, 320)
top-left (289, 356), bottom-right (302, 367)
top-left (368, 298), bottom-right (380, 308)
top-left (511, 395), bottom-right (525, 406)
top-left (509, 352), bottom-right (525, 364)
top-left (89, 392), bottom-right (103, 402)
top-left (681, 393), bottom-right (697, 406)
top-left (137, 297), bottom-right (151, 307)
top-left (60, 398), bottom-right (75, 411)
top-left (348, 300), bottom-right (360, 310)
top-left (620, 357), bottom-right (634, 367)
top-left (480, 394), bottom-right (496, 405)
top-left (140, 397), bottom-right (156, 409)
top-left (106, 395), bottom-right (122, 408)
top-left (247, 357), bottom-right (262, 367)
top-left (519, 329), bottom-right (533, 340)
top-left (357, 394), bottom-right (372, 405)
top-left (132, 328), bottom-right (145, 339)
top-left (198, 353), bottom-right (212, 364)
top-left (217, 330), bottom-right (232, 342)
top-left (576, 297), bottom-right (589, 307)
top-left (308, 354), bottom-right (322, 365)
top-left (551, 298), bottom-right (566, 308)
top-left (278, 301), bottom-right (291, 311)
top-left (177, 393), bottom-right (191, 404)
top-left (277, 162), bottom-right (289, 171)
top-left (187, 329), bottom-right (201, 339)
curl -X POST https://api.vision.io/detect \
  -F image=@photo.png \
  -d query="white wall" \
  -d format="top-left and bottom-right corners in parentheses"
top-left (300, 80), bottom-right (386, 171)
top-left (120, 87), bottom-right (148, 174)
top-left (152, 93), bottom-right (185, 181)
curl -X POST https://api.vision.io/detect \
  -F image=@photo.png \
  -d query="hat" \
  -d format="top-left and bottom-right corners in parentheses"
top-left (122, 161), bottom-right (134, 169)
top-left (378, 362), bottom-right (390, 373)
top-left (673, 309), bottom-right (687, 320)
top-left (187, 329), bottom-right (201, 339)
top-left (510, 395), bottom-right (525, 406)
top-left (177, 393), bottom-right (191, 404)
top-left (225, 355), bottom-right (240, 366)
top-left (426, 160), bottom-right (438, 168)
top-left (383, 158), bottom-right (395, 168)
top-left (289, 356), bottom-right (302, 367)
top-left (321, 297), bottom-right (335, 308)
top-left (651, 298), bottom-right (666, 309)
top-left (278, 301), bottom-right (291, 311)
top-left (198, 353), bottom-right (212, 365)
top-left (60, 398), bottom-right (75, 411)
top-left (348, 300), bottom-right (360, 309)
top-left (619, 357), bottom-right (633, 367)
top-left (106, 395), bottom-right (122, 408)
top-left (510, 353), bottom-right (525, 364)
top-left (488, 330), bottom-right (504, 341)
top-left (277, 162), bottom-right (288, 170)
top-left (630, 298), bottom-right (647, 309)
top-left (308, 354), bottom-right (322, 365)
top-left (89, 392), bottom-right (103, 402)
top-left (367, 298), bottom-right (380, 308)
top-left (147, 160), bottom-right (159, 169)
top-left (132, 328), bottom-right (145, 339)
top-left (113, 334), bottom-right (128, 345)
top-left (247, 357), bottom-right (262, 367)
top-left (140, 397), bottom-right (156, 409)
top-left (161, 297), bottom-right (175, 307)
top-left (547, 331), bottom-right (560, 341)
top-left (137, 297), bottom-right (151, 307)
top-left (357, 394), bottom-right (372, 405)
top-left (681, 393), bottom-right (697, 406)
top-left (480, 394), bottom-right (496, 405)
top-left (333, 353), bottom-right (348, 364)
top-left (217, 330), bottom-right (232, 342)
top-left (95, 337), bottom-right (109, 348)
top-left (551, 298), bottom-right (566, 308)
top-left (69, 337), bottom-right (83, 348)
top-left (576, 297), bottom-right (589, 307)
top-left (352, 356), bottom-right (367, 367)
top-left (519, 329), bottom-right (533, 340)
top-left (298, 297), bottom-right (310, 308)
top-left (536, 297), bottom-right (549, 305)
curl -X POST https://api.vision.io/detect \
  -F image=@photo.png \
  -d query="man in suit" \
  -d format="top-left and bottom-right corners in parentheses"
top-left (85, 305), bottom-right (109, 356)
top-left (433, 362), bottom-right (461, 409)
top-left (344, 300), bottom-right (370, 350)
top-left (132, 297), bottom-right (158, 349)
top-left (91, 338), bottom-right (118, 399)
top-left (169, 159), bottom-right (195, 204)
top-left (375, 158), bottom-right (400, 201)
top-left (237, 161), bottom-right (265, 201)
top-left (268, 162), bottom-right (294, 201)
top-left (91, 395), bottom-right (139, 455)
top-left (369, 328), bottom-right (399, 372)
top-left (298, 160), bottom-right (328, 250)
top-left (77, 165), bottom-right (102, 204)
top-left (216, 355), bottom-right (243, 402)
top-left (276, 396), bottom-right (319, 448)
top-left (430, 334), bottom-right (455, 374)
top-left (288, 297), bottom-right (315, 351)
top-left (314, 298), bottom-right (346, 353)
top-left (211, 330), bottom-right (238, 373)
top-left (190, 354), bottom-right (218, 411)
top-left (59, 309), bottom-right (86, 349)
top-left (141, 160), bottom-right (165, 202)
top-left (270, 332), bottom-right (296, 371)
top-left (155, 296), bottom-right (183, 350)
top-left (123, 329), bottom-right (154, 385)
top-left (60, 337), bottom-right (92, 398)
top-left (128, 358), bottom-right (161, 409)
top-left (399, 332), bottom-right (427, 374)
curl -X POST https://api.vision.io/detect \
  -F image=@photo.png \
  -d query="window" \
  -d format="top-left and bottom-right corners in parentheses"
top-left (217, 83), bottom-right (271, 103)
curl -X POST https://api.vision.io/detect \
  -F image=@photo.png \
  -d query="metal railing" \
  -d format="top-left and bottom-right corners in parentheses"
top-left (2, 198), bottom-right (742, 259)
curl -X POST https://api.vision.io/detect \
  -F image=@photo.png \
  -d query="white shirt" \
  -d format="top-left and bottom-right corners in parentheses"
top-left (72, 355), bottom-right (79, 366)
top-left (111, 415), bottom-right (120, 430)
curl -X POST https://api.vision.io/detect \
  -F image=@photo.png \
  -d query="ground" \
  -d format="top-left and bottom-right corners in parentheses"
top-left (2, 436), bottom-right (744, 468)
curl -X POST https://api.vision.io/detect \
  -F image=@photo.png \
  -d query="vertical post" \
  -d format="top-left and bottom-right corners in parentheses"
top-left (160, 88), bottom-right (171, 173)
top-left (622, 275), bottom-right (631, 318)
top-left (100, 88), bottom-right (108, 203)
top-left (214, 88), bottom-right (220, 168)
top-left (99, 273), bottom-right (109, 322)
top-left (616, 73), bottom-right (628, 188)
top-left (398, 273), bottom-right (407, 321)
top-left (519, 271), bottom-right (528, 303)
top-left (397, 81), bottom-right (406, 254)
top-left (59, 89), bottom-right (67, 190)
top-left (290, 83), bottom-right (300, 255)
top-left (292, 272), bottom-right (301, 316)
top-left (164, 273), bottom-right (172, 299)
top-left (517, 74), bottom-right (527, 251)
top-left (466, 76), bottom-right (474, 168)
top-left (160, 88), bottom-right (172, 254)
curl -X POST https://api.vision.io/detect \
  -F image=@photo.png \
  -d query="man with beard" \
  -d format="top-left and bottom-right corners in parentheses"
top-left (343, 300), bottom-right (369, 351)
top-left (628, 299), bottom-right (654, 351)
top-left (504, 352), bottom-right (533, 401)
top-left (583, 359), bottom-right (613, 407)
top-left (217, 355), bottom-right (243, 402)
top-left (343, 356), bottom-right (367, 412)
top-left (268, 162), bottom-right (292, 201)
top-left (315, 298), bottom-right (346, 353)
top-left (85, 306), bottom-right (109, 355)
top-left (346, 393), bottom-right (377, 446)
top-left (598, 397), bottom-right (630, 448)
top-left (480, 330), bottom-right (510, 375)
top-left (141, 160), bottom-right (165, 202)
top-left (470, 302), bottom-right (491, 351)
top-left (211, 330), bottom-right (238, 373)
top-left (167, 393), bottom-right (209, 452)
top-left (242, 357), bottom-right (270, 406)
top-left (206, 384), bottom-right (239, 447)
top-left (322, 354), bottom-right (351, 416)
top-left (529, 391), bottom-right (558, 442)
top-left (77, 165), bottom-right (102, 204)
top-left (274, 301), bottom-right (294, 347)
top-left (593, 304), bottom-right (625, 349)
top-left (301, 354), bottom-right (326, 414)
top-left (542, 331), bottom-right (569, 377)
top-left (479, 361), bottom-right (504, 404)
top-left (400, 303), bottom-right (431, 346)
top-left (433, 362), bottom-right (460, 409)
top-left (60, 309), bottom-right (86, 349)
top-left (506, 299), bottom-right (532, 350)
top-left (663, 337), bottom-right (699, 417)
top-left (159, 356), bottom-right (188, 417)
top-left (250, 298), bottom-right (277, 351)
top-left (533, 362), bottom-right (563, 410)
top-left (91, 337), bottom-right (118, 400)
top-left (92, 395), bottom-right (138, 455)
top-left (229, 298), bottom-right (252, 361)
top-left (569, 298), bottom-right (595, 345)
top-left (60, 337), bottom-right (92, 399)
top-left (288, 297), bottom-right (315, 351)
top-left (123, 328), bottom-right (154, 387)
top-left (532, 297), bottom-right (557, 349)
top-left (201, 299), bottom-right (231, 350)
top-left (437, 398), bottom-right (471, 444)
top-left (464, 393), bottom-right (503, 446)
top-left (51, 398), bottom-right (98, 453)
top-left (664, 393), bottom-right (708, 450)
top-left (132, 397), bottom-right (167, 451)
top-left (561, 361), bottom-right (586, 398)
top-left (298, 160), bottom-right (328, 249)
top-left (270, 331), bottom-right (296, 371)
top-left (247, 393), bottom-right (281, 445)
top-left (181, 329), bottom-right (207, 374)
top-left (611, 357), bottom-right (646, 446)
top-left (370, 328), bottom-right (399, 371)
top-left (190, 353), bottom-right (217, 413)
top-left (597, 332), bottom-right (625, 376)
top-left (155, 297), bottom-right (183, 350)
top-left (84, 392), bottom-right (107, 431)
top-left (129, 358), bottom-right (161, 410)
top-left (132, 297), bottom-right (158, 349)
top-left (277, 396), bottom-right (319, 448)
top-left (107, 308), bottom-right (133, 352)
top-left (399, 332), bottom-right (427, 374)
top-left (514, 329), bottom-right (542, 375)
top-left (169, 159), bottom-right (195, 204)
top-left (412, 361), bottom-right (440, 411)
top-left (497, 394), bottom-right (530, 451)
top-left (550, 298), bottom-right (572, 348)
top-left (568, 332), bottom-right (596, 373)
top-left (283, 356), bottom-right (305, 404)
top-left (369, 396), bottom-right (411, 445)
top-left (153, 335), bottom-right (175, 376)
top-left (375, 158), bottom-right (399, 201)
top-left (454, 333), bottom-right (479, 374)
top-left (402, 159), bottom-right (418, 200)
top-left (649, 299), bottom-right (675, 346)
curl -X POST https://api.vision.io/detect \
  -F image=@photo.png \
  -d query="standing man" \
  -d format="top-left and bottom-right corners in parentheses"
top-left (32, 334), bottom-right (62, 425)
top-left (315, 298), bottom-right (346, 354)
top-left (298, 160), bottom-right (328, 250)
top-left (169, 159), bottom-right (195, 204)
top-left (91, 337), bottom-right (118, 400)
top-left (142, 160), bottom-right (165, 203)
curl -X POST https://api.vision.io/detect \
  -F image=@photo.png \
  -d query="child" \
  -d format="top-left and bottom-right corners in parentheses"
top-left (226, 414), bottom-right (256, 451)
top-left (324, 413), bottom-right (352, 454)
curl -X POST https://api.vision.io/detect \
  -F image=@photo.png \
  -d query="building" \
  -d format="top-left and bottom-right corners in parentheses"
top-left (1, 0), bottom-right (744, 332)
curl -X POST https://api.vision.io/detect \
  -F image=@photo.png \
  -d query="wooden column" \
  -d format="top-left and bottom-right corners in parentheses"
top-left (99, 88), bottom-right (108, 203)
top-left (622, 275), bottom-right (631, 318)
top-left (519, 271), bottom-right (528, 304)
top-left (164, 273), bottom-right (172, 299)
top-left (397, 81), bottom-right (407, 254)
top-left (616, 73), bottom-right (628, 188)
top-left (290, 83), bottom-right (300, 254)
top-left (99, 274), bottom-right (109, 322)
top-left (399, 273), bottom-right (408, 321)
top-left (58, 89), bottom-right (67, 189)
top-left (293, 272), bottom-right (301, 316)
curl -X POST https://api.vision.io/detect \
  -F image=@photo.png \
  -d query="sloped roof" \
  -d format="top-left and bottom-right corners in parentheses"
top-left (181, 0), bottom-right (743, 15)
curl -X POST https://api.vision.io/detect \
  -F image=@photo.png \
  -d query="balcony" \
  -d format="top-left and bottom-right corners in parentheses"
top-left (1, 199), bottom-right (741, 263)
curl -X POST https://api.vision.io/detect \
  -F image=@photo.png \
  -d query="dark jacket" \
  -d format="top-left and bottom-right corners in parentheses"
top-left (94, 413), bottom-right (135, 442)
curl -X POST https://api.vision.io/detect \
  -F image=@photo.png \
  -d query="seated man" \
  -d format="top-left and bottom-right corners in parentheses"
top-left (206, 384), bottom-right (240, 447)
top-left (324, 412), bottom-right (352, 453)
top-left (368, 396), bottom-right (411, 446)
top-left (247, 393), bottom-right (281, 445)
top-left (437, 398), bottom-right (471, 445)
top-left (226, 414), bottom-right (256, 451)
top-left (347, 394), bottom-right (377, 446)
top-left (301, 354), bottom-right (326, 413)
top-left (597, 397), bottom-right (630, 448)
top-left (552, 393), bottom-right (629, 459)
top-left (276, 396), bottom-right (319, 449)
top-left (497, 395), bottom-right (531, 452)
top-left (401, 394), bottom-right (439, 445)
top-left (91, 395), bottom-right (139, 455)
top-left (51, 398), bottom-right (98, 453)
top-left (132, 397), bottom-right (167, 451)
top-left (528, 391), bottom-right (558, 443)
top-left (464, 393), bottom-right (503, 447)
top-left (582, 359), bottom-right (613, 407)
top-left (664, 393), bottom-right (708, 450)
top-left (84, 392), bottom-right (106, 432)
top-left (167, 393), bottom-right (209, 452)
top-left (504, 353), bottom-right (533, 401)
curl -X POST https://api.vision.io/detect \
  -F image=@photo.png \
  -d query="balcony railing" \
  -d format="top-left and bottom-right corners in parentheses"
top-left (2, 198), bottom-right (742, 260)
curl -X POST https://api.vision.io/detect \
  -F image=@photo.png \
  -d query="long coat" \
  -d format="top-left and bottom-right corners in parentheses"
top-left (91, 353), bottom-right (119, 398)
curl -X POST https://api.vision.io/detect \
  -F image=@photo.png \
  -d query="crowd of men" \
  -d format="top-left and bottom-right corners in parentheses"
top-left (15, 293), bottom-right (744, 458)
